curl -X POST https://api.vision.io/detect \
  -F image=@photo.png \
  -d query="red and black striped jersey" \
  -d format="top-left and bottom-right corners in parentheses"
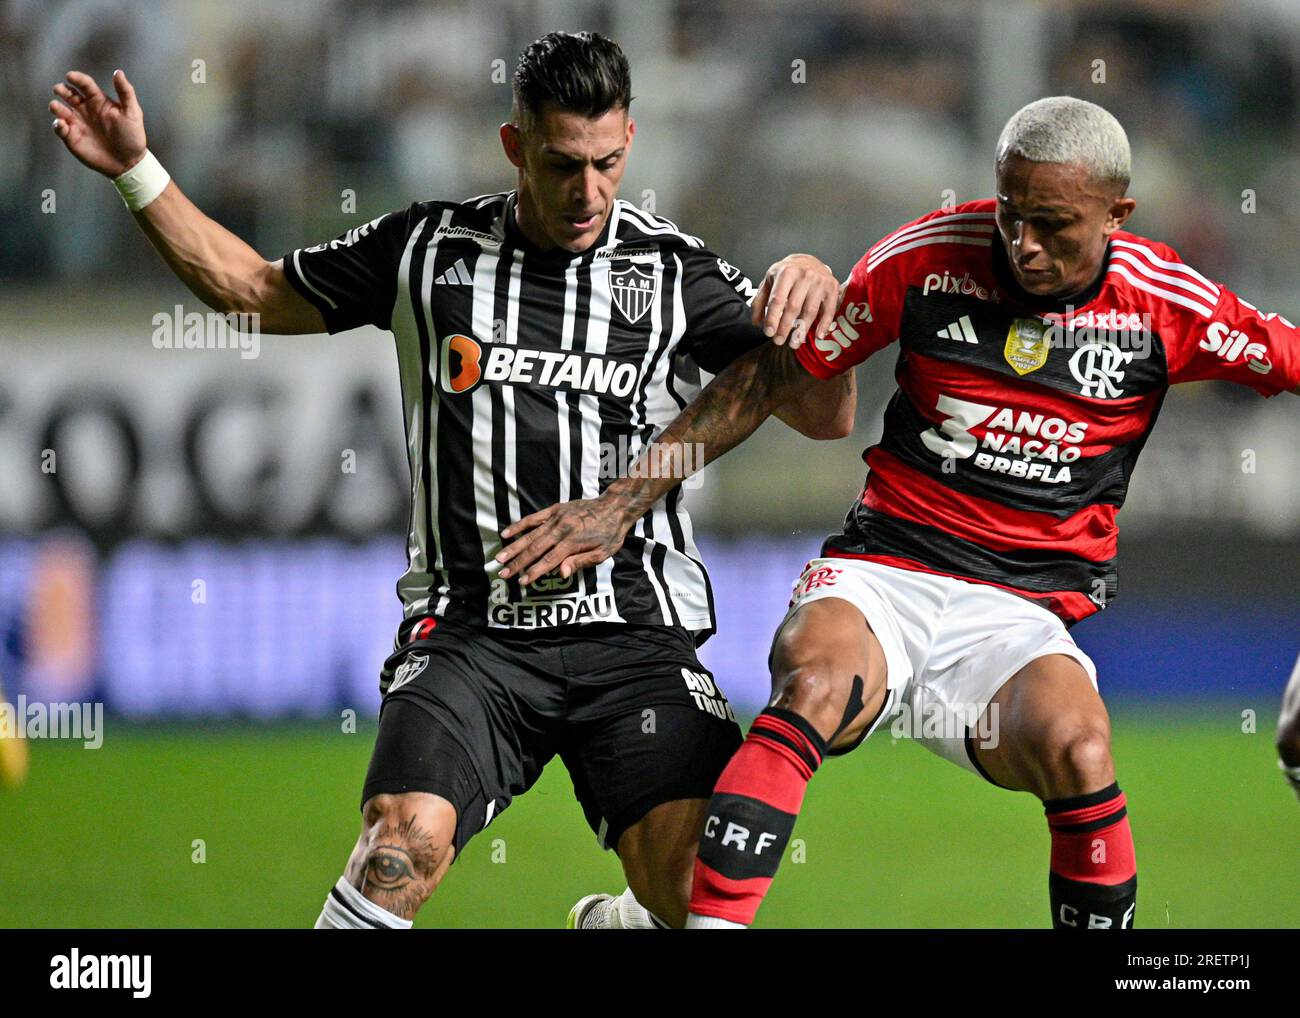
top-left (796, 199), bottom-right (1300, 624)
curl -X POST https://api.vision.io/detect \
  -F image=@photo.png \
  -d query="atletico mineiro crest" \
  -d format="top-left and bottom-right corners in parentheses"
top-left (1004, 317), bottom-right (1050, 375)
top-left (609, 264), bottom-right (658, 324)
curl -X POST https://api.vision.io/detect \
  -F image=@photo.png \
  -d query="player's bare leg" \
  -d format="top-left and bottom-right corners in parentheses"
top-left (567, 797), bottom-right (710, 929)
top-left (766, 598), bottom-right (889, 744)
top-left (970, 655), bottom-right (1137, 929)
top-left (315, 791), bottom-right (457, 928)
top-left (686, 597), bottom-right (888, 928)
top-left (972, 655), bottom-right (1114, 798)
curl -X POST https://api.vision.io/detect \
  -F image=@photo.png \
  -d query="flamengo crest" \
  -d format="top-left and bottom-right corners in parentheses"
top-left (609, 263), bottom-right (658, 324)
top-left (1069, 340), bottom-right (1133, 399)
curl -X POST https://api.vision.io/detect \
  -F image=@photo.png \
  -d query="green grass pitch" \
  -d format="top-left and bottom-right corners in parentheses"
top-left (2, 705), bottom-right (1294, 928)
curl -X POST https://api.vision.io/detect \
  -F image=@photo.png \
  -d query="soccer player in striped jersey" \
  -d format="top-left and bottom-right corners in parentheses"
top-left (50, 32), bottom-right (851, 929)
top-left (501, 96), bottom-right (1300, 928)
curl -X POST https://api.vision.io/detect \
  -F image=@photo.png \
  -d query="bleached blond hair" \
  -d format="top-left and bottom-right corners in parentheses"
top-left (996, 96), bottom-right (1131, 193)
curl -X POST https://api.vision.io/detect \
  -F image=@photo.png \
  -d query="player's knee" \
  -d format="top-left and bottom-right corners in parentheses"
top-left (772, 664), bottom-right (855, 741)
top-left (1038, 724), bottom-right (1114, 797)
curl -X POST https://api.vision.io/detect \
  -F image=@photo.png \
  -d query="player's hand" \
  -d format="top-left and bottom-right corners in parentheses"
top-left (50, 69), bottom-right (147, 179)
top-left (496, 497), bottom-right (630, 586)
top-left (752, 253), bottom-right (840, 350)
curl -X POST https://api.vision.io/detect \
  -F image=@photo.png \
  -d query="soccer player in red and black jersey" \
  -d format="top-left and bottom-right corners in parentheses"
top-left (500, 96), bottom-right (1300, 928)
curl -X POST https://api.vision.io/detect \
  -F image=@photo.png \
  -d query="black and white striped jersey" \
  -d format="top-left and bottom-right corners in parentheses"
top-left (282, 191), bottom-right (762, 640)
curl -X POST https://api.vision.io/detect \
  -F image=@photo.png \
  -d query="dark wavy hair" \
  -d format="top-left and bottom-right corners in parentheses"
top-left (512, 31), bottom-right (632, 129)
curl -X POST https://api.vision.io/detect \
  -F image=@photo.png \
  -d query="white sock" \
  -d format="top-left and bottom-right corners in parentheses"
top-left (686, 911), bottom-right (746, 930)
top-left (615, 886), bottom-right (664, 929)
top-left (314, 877), bottom-right (413, 929)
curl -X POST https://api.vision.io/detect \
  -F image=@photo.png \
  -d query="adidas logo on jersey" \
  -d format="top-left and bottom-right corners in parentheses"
top-left (938, 315), bottom-right (978, 344)
top-left (434, 259), bottom-right (473, 286)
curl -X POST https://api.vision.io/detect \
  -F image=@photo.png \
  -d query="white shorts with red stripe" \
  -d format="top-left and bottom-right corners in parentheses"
top-left (779, 557), bottom-right (1098, 779)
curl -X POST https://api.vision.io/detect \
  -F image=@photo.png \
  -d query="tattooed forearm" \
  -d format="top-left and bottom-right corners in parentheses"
top-left (603, 342), bottom-right (815, 525)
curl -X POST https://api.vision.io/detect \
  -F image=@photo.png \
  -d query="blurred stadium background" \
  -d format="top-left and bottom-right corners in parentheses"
top-left (0, 0), bottom-right (1296, 927)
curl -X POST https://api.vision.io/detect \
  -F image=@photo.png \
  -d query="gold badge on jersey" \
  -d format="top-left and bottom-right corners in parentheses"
top-left (1003, 317), bottom-right (1050, 375)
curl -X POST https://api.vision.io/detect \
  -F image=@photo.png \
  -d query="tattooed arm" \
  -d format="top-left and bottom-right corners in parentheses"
top-left (496, 341), bottom-right (849, 584)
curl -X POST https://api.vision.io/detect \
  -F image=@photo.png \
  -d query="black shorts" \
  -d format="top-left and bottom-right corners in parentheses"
top-left (361, 616), bottom-right (743, 858)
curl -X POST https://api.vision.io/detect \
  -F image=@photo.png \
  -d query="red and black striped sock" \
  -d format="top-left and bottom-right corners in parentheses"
top-left (689, 707), bottom-right (827, 926)
top-left (1045, 782), bottom-right (1137, 929)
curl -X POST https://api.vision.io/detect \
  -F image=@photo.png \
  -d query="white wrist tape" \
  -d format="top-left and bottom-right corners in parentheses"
top-left (113, 150), bottom-right (170, 212)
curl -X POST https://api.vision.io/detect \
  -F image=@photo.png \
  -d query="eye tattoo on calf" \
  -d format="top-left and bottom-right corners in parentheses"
top-left (367, 847), bottom-right (416, 889)
top-left (364, 815), bottom-right (442, 900)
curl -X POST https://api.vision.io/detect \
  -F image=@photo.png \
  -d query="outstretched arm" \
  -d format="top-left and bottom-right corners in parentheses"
top-left (496, 339), bottom-right (840, 583)
top-left (50, 69), bottom-right (322, 334)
